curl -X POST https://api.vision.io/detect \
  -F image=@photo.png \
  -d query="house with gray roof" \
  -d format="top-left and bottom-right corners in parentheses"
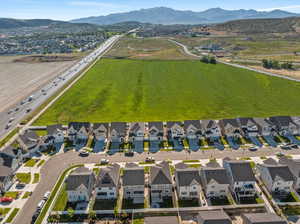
top-left (241, 213), bottom-right (287, 224)
top-left (123, 164), bottom-right (145, 204)
top-left (68, 122), bottom-right (90, 142)
top-left (279, 156), bottom-right (300, 191)
top-left (197, 210), bottom-right (232, 224)
top-left (129, 122), bottom-right (145, 153)
top-left (66, 166), bottom-right (95, 202)
top-left (110, 122), bottom-right (127, 151)
top-left (0, 165), bottom-right (13, 193)
top-left (0, 145), bottom-right (23, 171)
top-left (270, 116), bottom-right (298, 136)
top-left (253, 118), bottom-right (276, 136)
top-left (150, 161), bottom-right (173, 203)
top-left (258, 159), bottom-right (294, 197)
top-left (46, 124), bottom-right (64, 143)
top-left (92, 123), bottom-right (109, 152)
top-left (148, 122), bottom-right (164, 152)
top-left (219, 119), bottom-right (241, 138)
top-left (201, 120), bottom-right (221, 139)
top-left (184, 120), bottom-right (202, 151)
top-left (175, 167), bottom-right (201, 200)
top-left (17, 130), bottom-right (41, 156)
top-left (238, 118), bottom-right (259, 137)
top-left (167, 121), bottom-right (184, 151)
top-left (223, 158), bottom-right (256, 201)
top-left (95, 163), bottom-right (120, 200)
top-left (291, 117), bottom-right (300, 135)
top-left (200, 166), bottom-right (230, 199)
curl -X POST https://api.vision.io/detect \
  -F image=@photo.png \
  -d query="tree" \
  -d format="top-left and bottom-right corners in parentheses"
top-left (271, 60), bottom-right (280, 69)
top-left (67, 208), bottom-right (75, 221)
top-left (281, 62), bottom-right (293, 70)
top-left (209, 56), bottom-right (217, 64)
top-left (200, 55), bottom-right (209, 63)
top-left (262, 59), bottom-right (271, 69)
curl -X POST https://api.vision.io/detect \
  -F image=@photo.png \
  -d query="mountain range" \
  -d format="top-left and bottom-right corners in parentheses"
top-left (71, 7), bottom-right (300, 25)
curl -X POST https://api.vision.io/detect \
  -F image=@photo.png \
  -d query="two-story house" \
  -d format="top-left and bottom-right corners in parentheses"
top-left (149, 161), bottom-right (173, 203)
top-left (279, 156), bottom-right (300, 192)
top-left (167, 122), bottom-right (184, 151)
top-left (148, 122), bottom-right (164, 153)
top-left (129, 122), bottom-right (145, 153)
top-left (223, 158), bottom-right (256, 201)
top-left (46, 124), bottom-right (64, 144)
top-left (92, 123), bottom-right (109, 152)
top-left (175, 164), bottom-right (201, 201)
top-left (17, 130), bottom-right (41, 157)
top-left (238, 118), bottom-right (262, 147)
top-left (0, 145), bottom-right (23, 171)
top-left (219, 119), bottom-right (241, 150)
top-left (184, 120), bottom-right (202, 151)
top-left (110, 122), bottom-right (127, 152)
top-left (123, 163), bottom-right (145, 204)
top-left (68, 122), bottom-right (90, 143)
top-left (270, 116), bottom-right (299, 136)
top-left (95, 164), bottom-right (120, 200)
top-left (291, 117), bottom-right (300, 135)
top-left (253, 117), bottom-right (277, 147)
top-left (0, 165), bottom-right (14, 194)
top-left (258, 158), bottom-right (294, 197)
top-left (241, 213), bottom-right (287, 224)
top-left (200, 164), bottom-right (230, 199)
top-left (201, 120), bottom-right (223, 150)
top-left (197, 210), bottom-right (232, 224)
top-left (66, 167), bottom-right (96, 202)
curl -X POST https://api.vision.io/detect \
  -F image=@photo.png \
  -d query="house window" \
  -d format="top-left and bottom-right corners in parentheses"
top-left (109, 192), bottom-right (114, 195)
top-left (190, 192), bottom-right (197, 196)
top-left (134, 191), bottom-right (144, 194)
top-left (97, 192), bottom-right (107, 196)
top-left (181, 192), bottom-right (187, 195)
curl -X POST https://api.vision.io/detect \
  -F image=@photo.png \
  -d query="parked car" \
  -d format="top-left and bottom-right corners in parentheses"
top-left (0, 197), bottom-right (13, 203)
top-left (16, 182), bottom-right (26, 189)
top-left (248, 147), bottom-right (258, 152)
top-left (37, 200), bottom-right (46, 211)
top-left (100, 159), bottom-right (109, 165)
top-left (287, 144), bottom-right (298, 149)
top-left (43, 191), bottom-right (50, 200)
top-left (79, 150), bottom-right (89, 157)
top-left (31, 211), bottom-right (40, 223)
top-left (281, 145), bottom-right (292, 150)
top-left (125, 151), bottom-right (134, 157)
top-left (9, 117), bottom-right (15, 123)
top-left (145, 157), bottom-right (155, 163)
top-left (15, 107), bottom-right (19, 112)
top-left (7, 109), bottom-right (13, 114)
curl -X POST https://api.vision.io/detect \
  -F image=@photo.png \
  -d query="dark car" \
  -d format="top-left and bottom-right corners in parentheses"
top-left (281, 145), bottom-right (292, 150)
top-left (79, 150), bottom-right (89, 157)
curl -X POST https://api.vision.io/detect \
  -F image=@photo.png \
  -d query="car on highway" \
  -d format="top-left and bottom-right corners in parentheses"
top-left (43, 191), bottom-right (50, 200)
top-left (100, 159), bottom-right (109, 165)
top-left (0, 197), bottom-right (13, 203)
top-left (287, 143), bottom-right (298, 149)
top-left (26, 108), bottom-right (31, 113)
top-left (9, 117), bottom-right (15, 123)
top-left (20, 100), bottom-right (26, 105)
top-left (5, 124), bottom-right (11, 129)
top-left (28, 95), bottom-right (34, 101)
top-left (79, 150), bottom-right (89, 157)
top-left (15, 107), bottom-right (19, 112)
top-left (145, 157), bottom-right (155, 163)
top-left (7, 109), bottom-right (13, 114)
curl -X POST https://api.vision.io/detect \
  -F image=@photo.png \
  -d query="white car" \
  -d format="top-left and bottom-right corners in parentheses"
top-left (43, 191), bottom-right (50, 200)
top-left (100, 159), bottom-right (109, 165)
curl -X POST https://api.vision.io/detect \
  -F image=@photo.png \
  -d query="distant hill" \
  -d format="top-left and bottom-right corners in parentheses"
top-left (71, 7), bottom-right (300, 25)
top-left (214, 17), bottom-right (300, 34)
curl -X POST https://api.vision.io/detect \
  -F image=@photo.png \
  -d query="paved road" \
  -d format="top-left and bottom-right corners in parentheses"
top-left (14, 146), bottom-right (300, 224)
top-left (169, 39), bottom-right (300, 82)
top-left (0, 35), bottom-right (120, 140)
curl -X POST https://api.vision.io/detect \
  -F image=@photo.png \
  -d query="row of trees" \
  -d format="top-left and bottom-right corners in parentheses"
top-left (262, 59), bottom-right (293, 70)
top-left (200, 55), bottom-right (217, 64)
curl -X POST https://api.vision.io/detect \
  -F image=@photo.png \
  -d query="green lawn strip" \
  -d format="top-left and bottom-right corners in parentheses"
top-left (132, 218), bottom-right (144, 224)
top-left (0, 128), bottom-right (20, 148)
top-left (16, 173), bottom-right (31, 184)
top-left (22, 191), bottom-right (32, 199)
top-left (24, 159), bottom-right (39, 167)
top-left (34, 59), bottom-right (300, 125)
top-left (188, 164), bottom-right (202, 168)
top-left (144, 166), bottom-right (150, 174)
top-left (0, 208), bottom-right (11, 216)
top-left (240, 157), bottom-right (252, 161)
top-left (93, 168), bottom-right (100, 176)
top-left (37, 159), bottom-right (46, 167)
top-left (33, 173), bottom-right (40, 184)
top-left (139, 161), bottom-right (155, 165)
top-left (4, 192), bottom-right (19, 199)
top-left (35, 164), bottom-right (83, 224)
top-left (53, 184), bottom-right (68, 211)
top-left (182, 160), bottom-right (200, 163)
top-left (5, 208), bottom-right (20, 223)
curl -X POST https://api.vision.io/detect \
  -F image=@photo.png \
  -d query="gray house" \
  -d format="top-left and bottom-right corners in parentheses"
top-left (18, 130), bottom-right (41, 156)
top-left (219, 119), bottom-right (241, 150)
top-left (167, 121), bottom-right (184, 151)
top-left (201, 120), bottom-right (223, 150)
top-left (253, 117), bottom-right (277, 147)
top-left (110, 122), bottom-right (127, 152)
top-left (270, 116), bottom-right (299, 136)
top-left (95, 164), bottom-right (120, 200)
top-left (0, 165), bottom-right (14, 194)
top-left (66, 167), bottom-right (96, 202)
top-left (129, 122), bottom-right (145, 153)
top-left (291, 117), bottom-right (300, 135)
top-left (238, 118), bottom-right (262, 147)
top-left (184, 120), bottom-right (202, 151)
top-left (197, 210), bottom-right (232, 224)
top-left (123, 164), bottom-right (145, 204)
top-left (0, 145), bottom-right (23, 171)
top-left (279, 156), bottom-right (300, 191)
top-left (150, 161), bottom-right (173, 203)
top-left (92, 123), bottom-right (109, 152)
top-left (46, 124), bottom-right (64, 144)
top-left (68, 122), bottom-right (90, 143)
top-left (148, 122), bottom-right (164, 153)
top-left (241, 213), bottom-right (287, 224)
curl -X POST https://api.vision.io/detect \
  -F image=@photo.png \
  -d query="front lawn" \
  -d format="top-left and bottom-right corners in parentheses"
top-left (210, 197), bottom-right (231, 206)
top-left (22, 191), bottom-right (32, 199)
top-left (122, 199), bottom-right (144, 209)
top-left (4, 192), bottom-right (19, 199)
top-left (33, 173), bottom-right (40, 184)
top-left (16, 173), bottom-right (31, 184)
top-left (34, 58), bottom-right (300, 124)
top-left (24, 159), bottom-right (39, 167)
top-left (93, 199), bottom-right (117, 210)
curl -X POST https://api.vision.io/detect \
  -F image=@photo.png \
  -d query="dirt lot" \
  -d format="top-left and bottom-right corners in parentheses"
top-left (0, 55), bottom-right (77, 112)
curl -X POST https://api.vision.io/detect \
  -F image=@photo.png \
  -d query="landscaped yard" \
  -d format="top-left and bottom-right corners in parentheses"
top-left (53, 184), bottom-right (68, 211)
top-left (4, 192), bottom-right (19, 199)
top-left (93, 199), bottom-right (117, 210)
top-left (16, 173), bottom-right (31, 184)
top-left (34, 58), bottom-right (300, 125)
top-left (24, 159), bottom-right (39, 167)
top-left (33, 173), bottom-right (40, 184)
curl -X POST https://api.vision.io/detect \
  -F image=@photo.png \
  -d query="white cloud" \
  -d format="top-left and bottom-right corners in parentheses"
top-left (258, 5), bottom-right (300, 12)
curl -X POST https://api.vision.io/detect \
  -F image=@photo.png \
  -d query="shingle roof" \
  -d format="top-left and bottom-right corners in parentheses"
top-left (18, 130), bottom-right (40, 148)
top-left (238, 117), bottom-right (257, 127)
top-left (0, 155), bottom-right (14, 168)
top-left (201, 120), bottom-right (218, 129)
top-left (270, 116), bottom-right (295, 128)
top-left (175, 168), bottom-right (201, 186)
top-left (261, 164), bottom-right (294, 182)
top-left (166, 121), bottom-right (182, 129)
top-left (129, 122), bottom-right (145, 135)
top-left (279, 156), bottom-right (300, 178)
top-left (201, 167), bottom-right (230, 187)
top-left (1, 145), bottom-right (19, 157)
top-left (242, 213), bottom-right (287, 224)
top-left (197, 210), bottom-right (232, 224)
top-left (225, 160), bottom-right (255, 182)
top-left (68, 122), bottom-right (90, 131)
top-left (145, 216), bottom-right (179, 224)
top-left (47, 124), bottom-right (63, 135)
top-left (184, 120), bottom-right (202, 132)
top-left (150, 161), bottom-right (172, 185)
top-left (148, 122), bottom-right (163, 132)
top-left (66, 167), bottom-right (94, 191)
top-left (123, 167), bottom-right (144, 186)
top-left (97, 164), bottom-right (120, 188)
top-left (110, 122), bottom-right (126, 136)
top-left (93, 123), bottom-right (108, 137)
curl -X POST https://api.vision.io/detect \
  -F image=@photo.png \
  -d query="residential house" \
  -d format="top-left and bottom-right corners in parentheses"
top-left (68, 122), bottom-right (90, 142)
top-left (241, 213), bottom-right (287, 224)
top-left (167, 122), bottom-right (184, 151)
top-left (258, 158), bottom-right (294, 197)
top-left (201, 120), bottom-right (221, 139)
top-left (95, 164), bottom-right (120, 200)
top-left (223, 158), bottom-right (256, 201)
top-left (129, 122), bottom-right (145, 153)
top-left (270, 116), bottom-right (298, 136)
top-left (175, 165), bottom-right (201, 200)
top-left (46, 124), bottom-right (64, 144)
top-left (197, 210), bottom-right (232, 224)
top-left (184, 120), bottom-right (202, 151)
top-left (200, 165), bottom-right (230, 199)
top-left (238, 118), bottom-right (259, 137)
top-left (123, 164), bottom-right (145, 204)
top-left (219, 119), bottom-right (241, 149)
top-left (17, 130), bottom-right (41, 156)
top-left (253, 118), bottom-right (276, 136)
top-left (279, 156), bottom-right (300, 191)
top-left (66, 167), bottom-right (96, 202)
top-left (0, 145), bottom-right (23, 171)
top-left (149, 161), bottom-right (173, 203)
top-left (148, 122), bottom-right (164, 152)
top-left (291, 117), bottom-right (300, 135)
top-left (145, 216), bottom-right (179, 224)
top-left (92, 123), bottom-right (109, 151)
top-left (0, 165), bottom-right (14, 194)
top-left (110, 122), bottom-right (127, 151)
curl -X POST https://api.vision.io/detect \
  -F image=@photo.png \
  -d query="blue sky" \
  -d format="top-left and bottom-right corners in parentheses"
top-left (2, 0), bottom-right (300, 20)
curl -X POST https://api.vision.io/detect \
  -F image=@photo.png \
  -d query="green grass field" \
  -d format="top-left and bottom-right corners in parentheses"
top-left (35, 58), bottom-right (300, 125)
